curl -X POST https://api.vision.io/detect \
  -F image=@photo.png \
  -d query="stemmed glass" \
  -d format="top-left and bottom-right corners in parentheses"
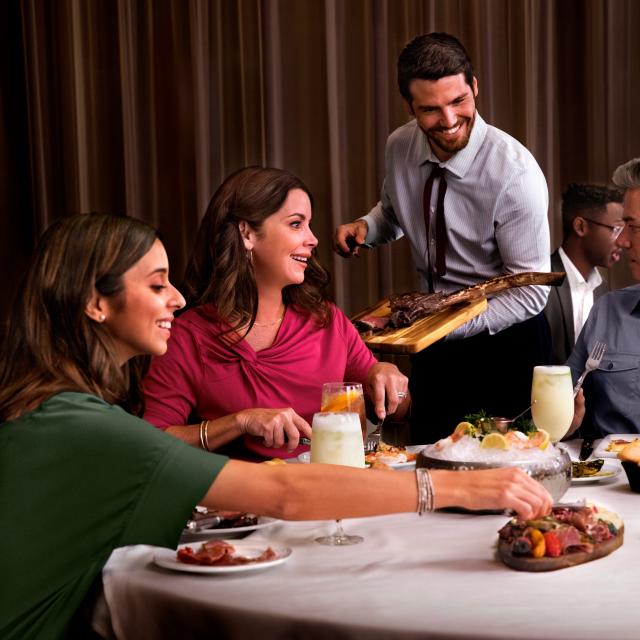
top-left (310, 410), bottom-right (365, 545)
top-left (531, 365), bottom-right (574, 442)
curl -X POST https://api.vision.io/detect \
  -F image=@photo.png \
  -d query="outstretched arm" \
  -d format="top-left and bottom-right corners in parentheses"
top-left (203, 461), bottom-right (553, 522)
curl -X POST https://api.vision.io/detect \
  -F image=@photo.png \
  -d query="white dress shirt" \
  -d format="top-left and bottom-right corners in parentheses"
top-left (558, 246), bottom-right (602, 342)
top-left (360, 113), bottom-right (550, 339)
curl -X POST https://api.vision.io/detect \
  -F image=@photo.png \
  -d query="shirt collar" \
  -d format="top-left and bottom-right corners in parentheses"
top-left (419, 112), bottom-right (488, 178)
top-left (558, 246), bottom-right (603, 291)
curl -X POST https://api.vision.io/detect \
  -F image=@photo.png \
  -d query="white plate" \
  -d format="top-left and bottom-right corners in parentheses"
top-left (593, 434), bottom-right (640, 459)
top-left (299, 446), bottom-right (424, 469)
top-left (153, 541), bottom-right (292, 574)
top-left (182, 516), bottom-right (280, 541)
top-left (571, 461), bottom-right (621, 483)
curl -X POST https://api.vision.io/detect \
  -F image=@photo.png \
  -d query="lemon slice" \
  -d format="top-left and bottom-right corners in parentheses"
top-left (480, 433), bottom-right (510, 450)
top-left (528, 429), bottom-right (550, 450)
top-left (454, 421), bottom-right (475, 437)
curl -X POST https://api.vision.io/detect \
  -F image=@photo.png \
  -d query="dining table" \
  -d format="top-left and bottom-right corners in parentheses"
top-left (92, 439), bottom-right (639, 640)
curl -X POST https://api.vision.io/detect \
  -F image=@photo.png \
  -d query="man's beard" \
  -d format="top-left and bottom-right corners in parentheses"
top-left (423, 110), bottom-right (476, 156)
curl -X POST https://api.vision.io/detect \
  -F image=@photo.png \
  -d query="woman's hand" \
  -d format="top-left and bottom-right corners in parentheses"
top-left (432, 467), bottom-right (553, 520)
top-left (562, 389), bottom-right (585, 440)
top-left (366, 362), bottom-right (410, 421)
top-left (235, 408), bottom-right (312, 452)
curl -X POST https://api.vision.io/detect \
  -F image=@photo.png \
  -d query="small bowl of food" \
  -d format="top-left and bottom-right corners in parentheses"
top-left (618, 442), bottom-right (640, 492)
top-left (491, 417), bottom-right (513, 433)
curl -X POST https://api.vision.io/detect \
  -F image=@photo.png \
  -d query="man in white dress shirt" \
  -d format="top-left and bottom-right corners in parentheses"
top-left (334, 33), bottom-right (551, 442)
top-left (545, 184), bottom-right (623, 365)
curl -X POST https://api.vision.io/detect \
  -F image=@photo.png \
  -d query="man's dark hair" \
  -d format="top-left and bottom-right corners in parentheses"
top-left (561, 183), bottom-right (623, 238)
top-left (397, 32), bottom-right (474, 104)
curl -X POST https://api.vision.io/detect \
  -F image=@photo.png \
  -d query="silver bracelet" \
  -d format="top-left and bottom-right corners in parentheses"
top-left (415, 468), bottom-right (435, 515)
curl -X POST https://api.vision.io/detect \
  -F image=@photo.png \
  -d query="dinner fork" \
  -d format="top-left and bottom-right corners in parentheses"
top-left (365, 419), bottom-right (383, 453)
top-left (573, 341), bottom-right (606, 397)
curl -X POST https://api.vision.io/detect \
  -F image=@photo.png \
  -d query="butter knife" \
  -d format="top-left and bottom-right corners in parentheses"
top-left (579, 437), bottom-right (595, 461)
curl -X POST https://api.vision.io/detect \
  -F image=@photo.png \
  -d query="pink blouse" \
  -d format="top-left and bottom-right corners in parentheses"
top-left (143, 303), bottom-right (376, 458)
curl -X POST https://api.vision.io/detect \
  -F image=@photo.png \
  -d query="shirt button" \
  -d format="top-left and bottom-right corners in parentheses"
top-left (430, 239), bottom-right (435, 245)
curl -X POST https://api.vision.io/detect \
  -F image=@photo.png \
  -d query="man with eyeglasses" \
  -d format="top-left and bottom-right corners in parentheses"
top-left (567, 158), bottom-right (640, 437)
top-left (544, 184), bottom-right (623, 364)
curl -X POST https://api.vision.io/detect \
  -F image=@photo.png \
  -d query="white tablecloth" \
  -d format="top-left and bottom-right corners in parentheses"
top-left (96, 447), bottom-right (640, 640)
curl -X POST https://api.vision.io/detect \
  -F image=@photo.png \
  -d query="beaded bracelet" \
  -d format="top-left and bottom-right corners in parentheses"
top-left (199, 420), bottom-right (211, 452)
top-left (415, 468), bottom-right (435, 515)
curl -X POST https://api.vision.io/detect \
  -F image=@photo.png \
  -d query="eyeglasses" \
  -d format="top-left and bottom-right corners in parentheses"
top-left (581, 217), bottom-right (625, 240)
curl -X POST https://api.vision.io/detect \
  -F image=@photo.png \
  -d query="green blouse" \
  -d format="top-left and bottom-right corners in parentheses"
top-left (0, 392), bottom-right (228, 639)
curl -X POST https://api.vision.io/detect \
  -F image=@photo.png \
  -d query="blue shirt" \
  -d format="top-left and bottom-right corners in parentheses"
top-left (567, 285), bottom-right (640, 436)
top-left (361, 113), bottom-right (550, 339)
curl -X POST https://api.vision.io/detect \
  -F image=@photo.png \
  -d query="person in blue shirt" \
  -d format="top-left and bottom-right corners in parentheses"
top-left (568, 158), bottom-right (640, 437)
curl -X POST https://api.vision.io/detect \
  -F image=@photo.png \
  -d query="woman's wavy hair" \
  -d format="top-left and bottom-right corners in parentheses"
top-left (182, 166), bottom-right (331, 331)
top-left (0, 213), bottom-right (159, 422)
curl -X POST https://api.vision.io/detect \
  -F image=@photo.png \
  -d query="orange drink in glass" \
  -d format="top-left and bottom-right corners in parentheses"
top-left (320, 382), bottom-right (366, 441)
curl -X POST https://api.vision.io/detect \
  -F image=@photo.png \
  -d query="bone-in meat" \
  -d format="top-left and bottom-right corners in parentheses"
top-left (388, 272), bottom-right (565, 328)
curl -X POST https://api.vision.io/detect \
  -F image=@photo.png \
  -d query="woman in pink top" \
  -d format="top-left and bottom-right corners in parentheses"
top-left (143, 167), bottom-right (409, 458)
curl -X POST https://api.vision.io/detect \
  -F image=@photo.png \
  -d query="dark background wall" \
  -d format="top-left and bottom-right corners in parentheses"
top-left (1, 0), bottom-right (639, 339)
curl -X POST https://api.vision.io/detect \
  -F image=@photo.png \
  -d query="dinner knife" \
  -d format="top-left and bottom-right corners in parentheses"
top-left (186, 515), bottom-right (224, 532)
top-left (579, 437), bottom-right (595, 461)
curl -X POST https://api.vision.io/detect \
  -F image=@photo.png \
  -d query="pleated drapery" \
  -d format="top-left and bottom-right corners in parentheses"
top-left (2, 0), bottom-right (640, 334)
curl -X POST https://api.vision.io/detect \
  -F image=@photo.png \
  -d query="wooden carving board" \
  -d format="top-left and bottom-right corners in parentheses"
top-left (351, 296), bottom-right (487, 354)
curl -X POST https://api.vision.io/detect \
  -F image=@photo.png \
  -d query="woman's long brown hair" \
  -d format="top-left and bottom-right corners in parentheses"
top-left (182, 166), bottom-right (331, 332)
top-left (0, 213), bottom-right (159, 422)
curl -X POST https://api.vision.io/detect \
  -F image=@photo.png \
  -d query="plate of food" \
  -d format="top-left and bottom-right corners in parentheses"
top-left (154, 540), bottom-right (292, 574)
top-left (182, 508), bottom-right (280, 540)
top-left (593, 434), bottom-right (640, 459)
top-left (496, 502), bottom-right (623, 572)
top-left (298, 444), bottom-right (424, 468)
top-left (571, 460), bottom-right (621, 483)
top-left (364, 444), bottom-right (424, 469)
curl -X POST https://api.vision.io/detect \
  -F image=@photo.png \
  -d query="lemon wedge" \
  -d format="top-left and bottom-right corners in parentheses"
top-left (454, 421), bottom-right (475, 437)
top-left (480, 433), bottom-right (510, 450)
top-left (528, 429), bottom-right (550, 450)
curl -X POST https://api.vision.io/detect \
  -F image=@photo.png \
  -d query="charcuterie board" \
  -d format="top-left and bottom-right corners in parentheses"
top-left (351, 296), bottom-right (487, 354)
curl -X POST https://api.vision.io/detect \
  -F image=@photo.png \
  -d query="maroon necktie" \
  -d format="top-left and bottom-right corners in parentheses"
top-left (422, 163), bottom-right (448, 292)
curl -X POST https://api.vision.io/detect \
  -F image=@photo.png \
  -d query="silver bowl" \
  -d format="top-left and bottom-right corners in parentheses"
top-left (417, 445), bottom-right (571, 504)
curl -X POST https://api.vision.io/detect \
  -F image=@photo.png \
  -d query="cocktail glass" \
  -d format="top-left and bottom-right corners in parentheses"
top-left (531, 365), bottom-right (574, 442)
top-left (320, 382), bottom-right (367, 440)
top-left (310, 411), bottom-right (365, 545)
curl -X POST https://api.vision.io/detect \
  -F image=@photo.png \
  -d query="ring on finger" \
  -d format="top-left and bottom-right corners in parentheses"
top-left (397, 391), bottom-right (408, 399)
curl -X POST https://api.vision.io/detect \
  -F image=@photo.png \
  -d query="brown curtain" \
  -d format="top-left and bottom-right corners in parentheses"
top-left (2, 0), bottom-right (640, 334)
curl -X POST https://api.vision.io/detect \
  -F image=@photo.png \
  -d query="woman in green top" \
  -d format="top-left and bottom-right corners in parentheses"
top-left (0, 213), bottom-right (552, 639)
